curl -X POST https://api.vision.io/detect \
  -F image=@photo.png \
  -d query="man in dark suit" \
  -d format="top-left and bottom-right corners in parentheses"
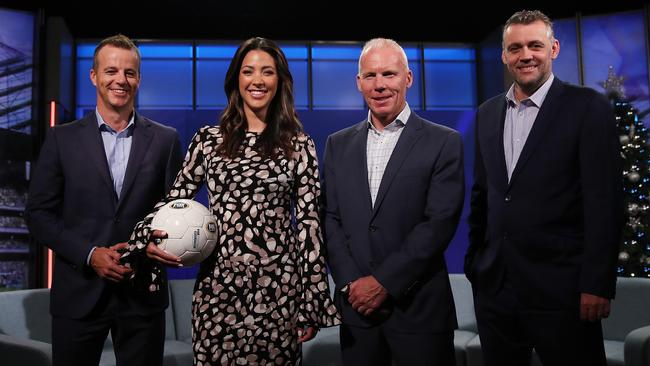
top-left (26, 34), bottom-right (182, 366)
top-left (324, 38), bottom-right (464, 366)
top-left (465, 10), bottom-right (622, 366)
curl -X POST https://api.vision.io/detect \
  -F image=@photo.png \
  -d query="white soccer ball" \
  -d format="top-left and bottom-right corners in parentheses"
top-left (150, 199), bottom-right (218, 266)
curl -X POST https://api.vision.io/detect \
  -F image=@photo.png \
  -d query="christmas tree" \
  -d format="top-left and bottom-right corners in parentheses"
top-left (603, 67), bottom-right (650, 277)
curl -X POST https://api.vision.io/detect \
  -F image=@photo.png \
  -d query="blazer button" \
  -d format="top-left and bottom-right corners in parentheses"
top-left (114, 218), bottom-right (121, 223)
top-left (369, 225), bottom-right (377, 232)
top-left (505, 195), bottom-right (511, 202)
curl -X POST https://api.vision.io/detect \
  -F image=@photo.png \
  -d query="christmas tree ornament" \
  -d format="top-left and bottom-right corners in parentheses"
top-left (628, 203), bottom-right (640, 216)
top-left (628, 171), bottom-right (641, 183)
top-left (619, 251), bottom-right (630, 262)
top-left (620, 135), bottom-right (630, 144)
top-left (606, 66), bottom-right (650, 277)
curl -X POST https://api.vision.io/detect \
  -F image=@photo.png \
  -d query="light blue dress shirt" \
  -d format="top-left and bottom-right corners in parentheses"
top-left (96, 109), bottom-right (135, 200)
top-left (503, 74), bottom-right (555, 181)
top-left (87, 109), bottom-right (135, 265)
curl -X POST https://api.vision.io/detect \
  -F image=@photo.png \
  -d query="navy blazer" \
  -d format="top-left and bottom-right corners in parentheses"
top-left (466, 78), bottom-right (623, 309)
top-left (26, 112), bottom-right (182, 319)
top-left (324, 112), bottom-right (464, 332)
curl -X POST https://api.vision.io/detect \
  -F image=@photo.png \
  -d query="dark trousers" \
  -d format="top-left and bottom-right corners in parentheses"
top-left (473, 275), bottom-right (606, 366)
top-left (340, 323), bottom-right (455, 366)
top-left (52, 291), bottom-right (165, 366)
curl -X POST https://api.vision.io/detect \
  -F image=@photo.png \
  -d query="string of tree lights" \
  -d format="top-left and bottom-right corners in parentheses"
top-left (604, 67), bottom-right (650, 277)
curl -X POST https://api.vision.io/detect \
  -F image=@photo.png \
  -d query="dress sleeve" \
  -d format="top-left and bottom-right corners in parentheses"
top-left (120, 126), bottom-right (209, 291)
top-left (294, 135), bottom-right (341, 328)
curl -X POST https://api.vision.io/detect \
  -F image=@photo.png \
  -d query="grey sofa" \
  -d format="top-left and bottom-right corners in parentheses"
top-left (449, 274), bottom-right (650, 366)
top-left (1, 275), bottom-right (649, 366)
top-left (0, 280), bottom-right (196, 366)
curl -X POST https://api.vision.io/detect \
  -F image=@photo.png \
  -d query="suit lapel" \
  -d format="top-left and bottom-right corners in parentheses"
top-left (116, 113), bottom-right (153, 212)
top-left (508, 78), bottom-right (565, 188)
top-left (78, 114), bottom-right (115, 200)
top-left (349, 121), bottom-right (373, 214)
top-left (484, 99), bottom-right (509, 191)
top-left (371, 113), bottom-right (422, 218)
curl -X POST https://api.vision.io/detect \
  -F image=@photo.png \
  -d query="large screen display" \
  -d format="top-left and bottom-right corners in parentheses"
top-left (0, 6), bottom-right (35, 291)
top-left (0, 7), bottom-right (34, 134)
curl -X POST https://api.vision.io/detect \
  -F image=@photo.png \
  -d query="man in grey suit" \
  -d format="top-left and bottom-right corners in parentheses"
top-left (26, 34), bottom-right (182, 366)
top-left (323, 38), bottom-right (464, 366)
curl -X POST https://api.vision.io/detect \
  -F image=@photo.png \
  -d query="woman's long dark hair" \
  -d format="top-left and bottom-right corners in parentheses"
top-left (217, 37), bottom-right (303, 159)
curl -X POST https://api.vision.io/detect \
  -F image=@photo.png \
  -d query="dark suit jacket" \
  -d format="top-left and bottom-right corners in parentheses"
top-left (466, 78), bottom-right (623, 309)
top-left (26, 112), bottom-right (182, 319)
top-left (324, 112), bottom-right (464, 332)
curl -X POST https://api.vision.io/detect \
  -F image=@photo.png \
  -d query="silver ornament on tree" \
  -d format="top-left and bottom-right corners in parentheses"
top-left (620, 135), bottom-right (630, 144)
top-left (619, 251), bottom-right (630, 262)
top-left (628, 171), bottom-right (641, 183)
top-left (628, 203), bottom-right (641, 216)
top-left (628, 217), bottom-right (643, 231)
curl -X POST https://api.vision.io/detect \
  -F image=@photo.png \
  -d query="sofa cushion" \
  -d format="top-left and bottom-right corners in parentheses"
top-left (0, 288), bottom-right (51, 343)
top-left (302, 326), bottom-right (342, 366)
top-left (169, 279), bottom-right (195, 344)
top-left (99, 339), bottom-right (192, 366)
top-left (161, 340), bottom-right (193, 366)
top-left (465, 334), bottom-right (484, 366)
top-left (449, 274), bottom-right (477, 332)
top-left (603, 277), bottom-right (650, 341)
top-left (165, 288), bottom-right (177, 340)
top-left (604, 339), bottom-right (624, 366)
top-left (454, 330), bottom-right (477, 366)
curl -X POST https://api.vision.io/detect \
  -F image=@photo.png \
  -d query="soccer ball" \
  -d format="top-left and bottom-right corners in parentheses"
top-left (150, 199), bottom-right (219, 266)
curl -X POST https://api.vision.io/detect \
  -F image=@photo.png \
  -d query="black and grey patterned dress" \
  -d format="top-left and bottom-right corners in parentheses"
top-left (122, 126), bottom-right (341, 365)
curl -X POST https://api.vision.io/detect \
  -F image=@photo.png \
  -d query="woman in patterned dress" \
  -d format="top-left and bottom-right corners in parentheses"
top-left (121, 37), bottom-right (340, 365)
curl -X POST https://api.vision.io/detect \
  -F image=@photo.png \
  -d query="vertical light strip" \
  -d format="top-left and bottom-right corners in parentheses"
top-left (47, 250), bottom-right (53, 288)
top-left (47, 100), bottom-right (56, 288)
top-left (49, 100), bottom-right (56, 127)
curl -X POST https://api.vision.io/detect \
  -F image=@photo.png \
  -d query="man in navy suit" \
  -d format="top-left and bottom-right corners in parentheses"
top-left (26, 35), bottom-right (182, 366)
top-left (465, 10), bottom-right (622, 366)
top-left (324, 38), bottom-right (464, 366)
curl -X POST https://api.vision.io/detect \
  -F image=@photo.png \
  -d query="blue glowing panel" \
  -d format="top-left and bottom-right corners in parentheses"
top-left (312, 45), bottom-right (363, 109)
top-left (76, 59), bottom-right (96, 110)
top-left (76, 107), bottom-right (89, 119)
top-left (582, 11), bottom-right (649, 113)
top-left (196, 60), bottom-right (229, 108)
top-left (312, 60), bottom-right (364, 109)
top-left (424, 61), bottom-right (476, 108)
top-left (403, 46), bottom-right (421, 61)
top-left (77, 43), bottom-right (97, 58)
top-left (138, 60), bottom-right (193, 108)
top-left (407, 60), bottom-right (422, 110)
top-left (312, 45), bottom-right (361, 60)
top-left (280, 44), bottom-right (308, 59)
top-left (553, 18), bottom-right (580, 85)
top-left (424, 47), bottom-right (475, 61)
top-left (138, 44), bottom-right (193, 58)
top-left (288, 60), bottom-right (309, 109)
top-left (196, 45), bottom-right (238, 58)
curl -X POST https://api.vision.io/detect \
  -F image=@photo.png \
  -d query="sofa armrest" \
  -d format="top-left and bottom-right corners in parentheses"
top-left (624, 325), bottom-right (650, 366)
top-left (0, 333), bottom-right (52, 366)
